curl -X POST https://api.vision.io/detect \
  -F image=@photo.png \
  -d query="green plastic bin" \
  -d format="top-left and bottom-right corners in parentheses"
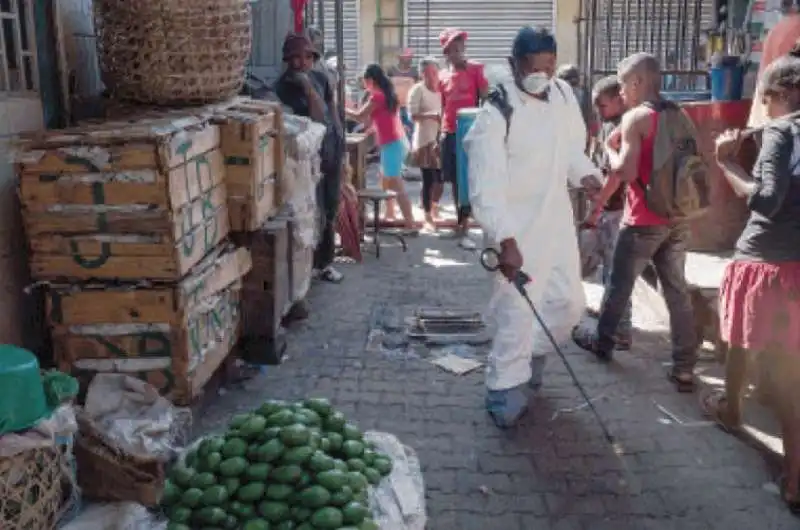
top-left (0, 345), bottom-right (50, 435)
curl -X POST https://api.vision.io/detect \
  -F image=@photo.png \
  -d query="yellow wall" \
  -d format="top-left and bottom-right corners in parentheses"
top-left (359, 0), bottom-right (581, 67)
top-left (556, 0), bottom-right (581, 66)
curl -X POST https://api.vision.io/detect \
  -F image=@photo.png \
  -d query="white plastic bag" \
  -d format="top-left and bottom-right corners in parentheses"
top-left (364, 431), bottom-right (427, 530)
top-left (59, 502), bottom-right (165, 530)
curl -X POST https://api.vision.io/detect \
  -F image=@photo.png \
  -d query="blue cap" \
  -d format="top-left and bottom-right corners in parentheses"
top-left (512, 26), bottom-right (557, 59)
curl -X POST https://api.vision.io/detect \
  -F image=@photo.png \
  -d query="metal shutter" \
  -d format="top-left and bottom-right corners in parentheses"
top-left (405, 0), bottom-right (554, 66)
top-left (589, 0), bottom-right (715, 85)
top-left (322, 0), bottom-right (360, 74)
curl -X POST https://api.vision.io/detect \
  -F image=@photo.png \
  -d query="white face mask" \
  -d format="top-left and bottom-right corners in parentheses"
top-left (521, 72), bottom-right (550, 95)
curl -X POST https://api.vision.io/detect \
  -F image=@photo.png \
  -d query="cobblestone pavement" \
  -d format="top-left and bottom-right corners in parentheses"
top-left (197, 180), bottom-right (796, 529)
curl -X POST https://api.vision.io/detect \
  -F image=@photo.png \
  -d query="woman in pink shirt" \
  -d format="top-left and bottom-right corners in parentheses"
top-left (347, 64), bottom-right (417, 229)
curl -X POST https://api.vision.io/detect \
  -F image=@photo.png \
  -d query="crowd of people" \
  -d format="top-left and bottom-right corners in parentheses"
top-left (464, 23), bottom-right (800, 514)
top-left (274, 16), bottom-right (800, 513)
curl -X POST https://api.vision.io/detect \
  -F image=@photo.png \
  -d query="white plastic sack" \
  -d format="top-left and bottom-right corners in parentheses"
top-left (364, 431), bottom-right (427, 530)
top-left (59, 502), bottom-right (165, 530)
top-left (82, 374), bottom-right (190, 461)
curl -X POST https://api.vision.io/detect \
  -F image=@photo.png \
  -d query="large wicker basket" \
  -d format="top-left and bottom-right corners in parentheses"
top-left (93, 0), bottom-right (252, 106)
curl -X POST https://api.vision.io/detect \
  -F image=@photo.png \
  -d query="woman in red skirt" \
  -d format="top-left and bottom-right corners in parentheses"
top-left (706, 50), bottom-right (800, 513)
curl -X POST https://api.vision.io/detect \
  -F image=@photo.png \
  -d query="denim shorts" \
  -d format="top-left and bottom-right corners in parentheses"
top-left (379, 139), bottom-right (407, 178)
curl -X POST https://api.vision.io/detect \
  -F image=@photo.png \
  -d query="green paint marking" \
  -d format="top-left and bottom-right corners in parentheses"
top-left (224, 155), bottom-right (251, 166)
top-left (92, 332), bottom-right (172, 359)
top-left (64, 155), bottom-right (102, 172)
top-left (70, 182), bottom-right (111, 269)
top-left (175, 140), bottom-right (193, 158)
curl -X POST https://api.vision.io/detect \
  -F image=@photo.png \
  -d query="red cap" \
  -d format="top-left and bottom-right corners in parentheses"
top-left (439, 28), bottom-right (468, 51)
top-left (399, 48), bottom-right (414, 58)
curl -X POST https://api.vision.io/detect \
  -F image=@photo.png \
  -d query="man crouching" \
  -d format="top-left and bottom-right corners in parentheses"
top-left (464, 26), bottom-right (602, 428)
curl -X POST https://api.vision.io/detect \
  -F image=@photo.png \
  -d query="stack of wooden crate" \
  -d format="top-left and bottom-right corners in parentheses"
top-left (15, 113), bottom-right (251, 404)
top-left (211, 98), bottom-right (293, 361)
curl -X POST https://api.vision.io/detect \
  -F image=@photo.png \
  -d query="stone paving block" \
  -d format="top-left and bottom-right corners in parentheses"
top-left (194, 182), bottom-right (796, 528)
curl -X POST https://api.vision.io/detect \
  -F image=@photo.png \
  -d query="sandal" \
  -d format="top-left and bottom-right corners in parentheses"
top-left (572, 326), bottom-right (613, 362)
top-left (667, 367), bottom-right (695, 393)
top-left (780, 476), bottom-right (800, 515)
top-left (699, 390), bottom-right (741, 432)
top-left (319, 266), bottom-right (344, 283)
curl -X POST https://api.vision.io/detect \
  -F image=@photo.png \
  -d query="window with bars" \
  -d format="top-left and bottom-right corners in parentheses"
top-left (0, 0), bottom-right (38, 93)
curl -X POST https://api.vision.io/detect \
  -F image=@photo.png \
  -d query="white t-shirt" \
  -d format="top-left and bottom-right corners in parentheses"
top-left (407, 82), bottom-right (441, 149)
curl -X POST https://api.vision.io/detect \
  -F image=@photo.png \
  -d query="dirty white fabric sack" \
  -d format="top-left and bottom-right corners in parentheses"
top-left (82, 374), bottom-right (190, 460)
top-left (364, 431), bottom-right (427, 530)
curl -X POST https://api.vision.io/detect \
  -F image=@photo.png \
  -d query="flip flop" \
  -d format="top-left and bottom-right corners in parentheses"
top-left (699, 390), bottom-right (741, 433)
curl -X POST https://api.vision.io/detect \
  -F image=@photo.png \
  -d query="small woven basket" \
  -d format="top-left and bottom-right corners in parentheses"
top-left (0, 447), bottom-right (65, 529)
top-left (93, 0), bottom-right (252, 105)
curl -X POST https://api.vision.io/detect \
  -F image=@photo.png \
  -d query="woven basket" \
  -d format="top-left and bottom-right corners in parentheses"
top-left (93, 0), bottom-right (252, 106)
top-left (0, 447), bottom-right (64, 529)
top-left (74, 415), bottom-right (166, 507)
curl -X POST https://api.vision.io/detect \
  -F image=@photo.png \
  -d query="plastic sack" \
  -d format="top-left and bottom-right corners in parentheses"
top-left (59, 502), bottom-right (166, 530)
top-left (364, 431), bottom-right (427, 530)
top-left (82, 374), bottom-right (191, 461)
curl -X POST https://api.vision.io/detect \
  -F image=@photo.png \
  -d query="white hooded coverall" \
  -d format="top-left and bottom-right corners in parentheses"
top-left (464, 75), bottom-right (601, 392)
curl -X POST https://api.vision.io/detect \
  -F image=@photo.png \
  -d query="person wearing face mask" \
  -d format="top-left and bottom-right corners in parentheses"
top-left (463, 26), bottom-right (602, 428)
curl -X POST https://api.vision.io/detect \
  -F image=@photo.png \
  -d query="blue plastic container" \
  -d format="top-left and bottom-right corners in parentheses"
top-left (662, 91), bottom-right (712, 103)
top-left (710, 64), bottom-right (744, 101)
top-left (456, 108), bottom-right (480, 209)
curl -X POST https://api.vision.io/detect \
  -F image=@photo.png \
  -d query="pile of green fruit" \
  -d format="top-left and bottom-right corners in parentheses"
top-left (161, 398), bottom-right (392, 530)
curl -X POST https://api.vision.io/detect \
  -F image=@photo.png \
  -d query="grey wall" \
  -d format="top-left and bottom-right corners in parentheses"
top-left (250, 0), bottom-right (292, 84)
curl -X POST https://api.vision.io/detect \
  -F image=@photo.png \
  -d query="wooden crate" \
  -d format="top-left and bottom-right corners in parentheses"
top-left (212, 98), bottom-right (285, 232)
top-left (231, 218), bottom-right (291, 340)
top-left (46, 244), bottom-right (252, 405)
top-left (16, 114), bottom-right (230, 281)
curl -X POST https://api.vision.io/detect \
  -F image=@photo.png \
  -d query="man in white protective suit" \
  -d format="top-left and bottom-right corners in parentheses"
top-left (464, 26), bottom-right (602, 428)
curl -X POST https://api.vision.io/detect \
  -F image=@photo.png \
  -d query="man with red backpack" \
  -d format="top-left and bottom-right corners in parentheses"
top-left (572, 52), bottom-right (709, 393)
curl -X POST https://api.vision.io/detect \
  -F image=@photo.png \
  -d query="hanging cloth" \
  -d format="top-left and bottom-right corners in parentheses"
top-left (291, 0), bottom-right (308, 33)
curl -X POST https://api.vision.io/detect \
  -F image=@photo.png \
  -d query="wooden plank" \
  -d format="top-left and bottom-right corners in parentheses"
top-left (30, 234), bottom-right (173, 257)
top-left (22, 183), bottom-right (226, 239)
top-left (19, 170), bottom-right (169, 210)
top-left (29, 202), bottom-right (230, 281)
top-left (47, 288), bottom-right (177, 326)
top-left (21, 148), bottom-right (224, 218)
top-left (32, 254), bottom-right (181, 282)
top-left (68, 357), bottom-right (183, 402)
top-left (14, 118), bottom-right (220, 173)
